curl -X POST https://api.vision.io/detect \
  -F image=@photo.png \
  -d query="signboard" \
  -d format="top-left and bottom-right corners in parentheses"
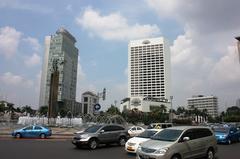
top-left (94, 104), bottom-right (101, 111)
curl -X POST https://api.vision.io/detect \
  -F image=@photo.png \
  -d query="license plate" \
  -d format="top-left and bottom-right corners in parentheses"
top-left (140, 155), bottom-right (149, 159)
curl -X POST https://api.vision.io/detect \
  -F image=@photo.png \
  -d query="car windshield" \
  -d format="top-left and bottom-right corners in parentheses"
top-left (137, 130), bottom-right (157, 138)
top-left (213, 128), bottom-right (229, 133)
top-left (84, 125), bottom-right (102, 133)
top-left (151, 129), bottom-right (183, 142)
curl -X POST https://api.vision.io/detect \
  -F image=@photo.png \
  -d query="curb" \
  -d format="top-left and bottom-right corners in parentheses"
top-left (0, 134), bottom-right (73, 139)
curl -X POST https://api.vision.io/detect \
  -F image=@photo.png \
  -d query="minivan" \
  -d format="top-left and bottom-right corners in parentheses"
top-left (136, 126), bottom-right (217, 159)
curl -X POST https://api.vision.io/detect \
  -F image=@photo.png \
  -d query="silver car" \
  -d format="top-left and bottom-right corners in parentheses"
top-left (72, 124), bottom-right (129, 149)
top-left (136, 126), bottom-right (217, 159)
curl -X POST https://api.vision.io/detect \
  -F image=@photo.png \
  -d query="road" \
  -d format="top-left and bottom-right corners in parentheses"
top-left (0, 139), bottom-right (240, 159)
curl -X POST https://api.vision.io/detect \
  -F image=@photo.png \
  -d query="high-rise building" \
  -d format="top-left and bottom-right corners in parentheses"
top-left (236, 98), bottom-right (240, 108)
top-left (39, 28), bottom-right (78, 113)
top-left (187, 95), bottom-right (218, 118)
top-left (124, 37), bottom-right (171, 112)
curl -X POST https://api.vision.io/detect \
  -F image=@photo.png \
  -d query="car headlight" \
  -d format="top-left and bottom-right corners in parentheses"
top-left (137, 145), bottom-right (142, 151)
top-left (221, 135), bottom-right (227, 139)
top-left (154, 147), bottom-right (169, 155)
top-left (80, 134), bottom-right (89, 139)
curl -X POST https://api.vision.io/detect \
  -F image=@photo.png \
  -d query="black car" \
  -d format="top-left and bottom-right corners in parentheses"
top-left (72, 124), bottom-right (129, 149)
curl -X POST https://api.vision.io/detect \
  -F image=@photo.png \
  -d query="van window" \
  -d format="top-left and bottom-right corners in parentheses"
top-left (198, 128), bottom-right (213, 138)
top-left (167, 124), bottom-right (172, 127)
top-left (181, 129), bottom-right (199, 140)
top-left (162, 124), bottom-right (167, 128)
top-left (151, 129), bottom-right (183, 142)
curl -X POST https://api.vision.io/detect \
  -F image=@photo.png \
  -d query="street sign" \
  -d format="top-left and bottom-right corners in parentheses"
top-left (94, 104), bottom-right (101, 111)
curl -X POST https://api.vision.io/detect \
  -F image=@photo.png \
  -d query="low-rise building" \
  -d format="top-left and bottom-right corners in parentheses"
top-left (187, 95), bottom-right (218, 118)
top-left (120, 97), bottom-right (170, 113)
top-left (81, 91), bottom-right (99, 115)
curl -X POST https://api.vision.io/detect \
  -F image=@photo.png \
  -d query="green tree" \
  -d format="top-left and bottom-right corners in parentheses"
top-left (39, 106), bottom-right (48, 116)
top-left (22, 105), bottom-right (36, 115)
top-left (176, 106), bottom-right (186, 115)
top-left (0, 103), bottom-right (5, 112)
top-left (106, 105), bottom-right (121, 115)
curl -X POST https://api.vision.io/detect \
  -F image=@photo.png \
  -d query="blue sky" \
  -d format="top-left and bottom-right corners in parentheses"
top-left (0, 0), bottom-right (240, 112)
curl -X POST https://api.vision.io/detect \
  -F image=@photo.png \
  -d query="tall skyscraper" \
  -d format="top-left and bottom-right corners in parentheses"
top-left (39, 28), bottom-right (78, 113)
top-left (125, 37), bottom-right (171, 112)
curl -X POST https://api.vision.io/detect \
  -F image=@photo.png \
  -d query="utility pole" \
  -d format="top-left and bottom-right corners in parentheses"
top-left (170, 96), bottom-right (173, 123)
top-left (48, 59), bottom-right (60, 124)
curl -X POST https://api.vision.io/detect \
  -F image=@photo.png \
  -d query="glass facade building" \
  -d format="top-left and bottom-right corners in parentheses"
top-left (39, 28), bottom-right (78, 109)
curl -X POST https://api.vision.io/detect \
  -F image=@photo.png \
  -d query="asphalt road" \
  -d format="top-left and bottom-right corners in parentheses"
top-left (0, 139), bottom-right (240, 159)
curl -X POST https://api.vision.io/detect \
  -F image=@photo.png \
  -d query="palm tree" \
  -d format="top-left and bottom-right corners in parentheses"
top-left (202, 109), bottom-right (208, 122)
top-left (159, 104), bottom-right (167, 113)
top-left (176, 106), bottom-right (186, 115)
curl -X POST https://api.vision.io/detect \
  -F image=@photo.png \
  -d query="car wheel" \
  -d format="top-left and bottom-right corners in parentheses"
top-left (76, 144), bottom-right (81, 149)
top-left (171, 154), bottom-right (181, 159)
top-left (88, 139), bottom-right (98, 150)
top-left (206, 149), bottom-right (215, 159)
top-left (40, 133), bottom-right (46, 139)
top-left (15, 133), bottom-right (21, 139)
top-left (238, 137), bottom-right (240, 142)
top-left (118, 137), bottom-right (126, 146)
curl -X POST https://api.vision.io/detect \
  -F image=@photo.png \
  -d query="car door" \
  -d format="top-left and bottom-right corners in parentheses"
top-left (32, 126), bottom-right (43, 137)
top-left (23, 126), bottom-right (34, 137)
top-left (130, 127), bottom-right (137, 135)
top-left (178, 129), bottom-right (204, 159)
top-left (230, 127), bottom-right (238, 142)
top-left (98, 125), bottom-right (115, 143)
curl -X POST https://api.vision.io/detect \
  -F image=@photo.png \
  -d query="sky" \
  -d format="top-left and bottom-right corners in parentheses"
top-left (0, 0), bottom-right (240, 112)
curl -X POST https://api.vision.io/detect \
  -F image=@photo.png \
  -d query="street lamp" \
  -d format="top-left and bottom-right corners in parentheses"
top-left (170, 96), bottom-right (173, 123)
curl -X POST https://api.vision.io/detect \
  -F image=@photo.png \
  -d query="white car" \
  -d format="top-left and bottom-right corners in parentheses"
top-left (125, 129), bottom-right (160, 153)
top-left (128, 126), bottom-right (145, 137)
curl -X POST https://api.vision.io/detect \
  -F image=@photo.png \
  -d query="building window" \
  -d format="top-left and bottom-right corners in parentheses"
top-left (84, 97), bottom-right (88, 102)
top-left (84, 104), bottom-right (88, 114)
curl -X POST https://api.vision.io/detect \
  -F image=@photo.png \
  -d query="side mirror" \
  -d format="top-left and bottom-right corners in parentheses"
top-left (100, 130), bottom-right (105, 133)
top-left (183, 137), bottom-right (190, 142)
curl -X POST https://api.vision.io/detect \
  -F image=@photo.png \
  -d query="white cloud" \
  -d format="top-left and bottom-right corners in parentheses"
top-left (77, 62), bottom-right (86, 81)
top-left (146, 0), bottom-right (240, 110)
top-left (145, 0), bottom-right (179, 17)
top-left (209, 46), bottom-right (240, 86)
top-left (23, 37), bottom-right (41, 51)
top-left (0, 72), bottom-right (33, 88)
top-left (76, 7), bottom-right (160, 41)
top-left (0, 26), bottom-right (22, 58)
top-left (24, 53), bottom-right (41, 67)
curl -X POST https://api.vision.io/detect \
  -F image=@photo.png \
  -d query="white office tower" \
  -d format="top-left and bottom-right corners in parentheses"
top-left (39, 28), bottom-right (78, 108)
top-left (123, 37), bottom-right (171, 112)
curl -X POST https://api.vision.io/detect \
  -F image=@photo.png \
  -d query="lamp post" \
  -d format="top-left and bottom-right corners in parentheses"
top-left (170, 96), bottom-right (173, 123)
